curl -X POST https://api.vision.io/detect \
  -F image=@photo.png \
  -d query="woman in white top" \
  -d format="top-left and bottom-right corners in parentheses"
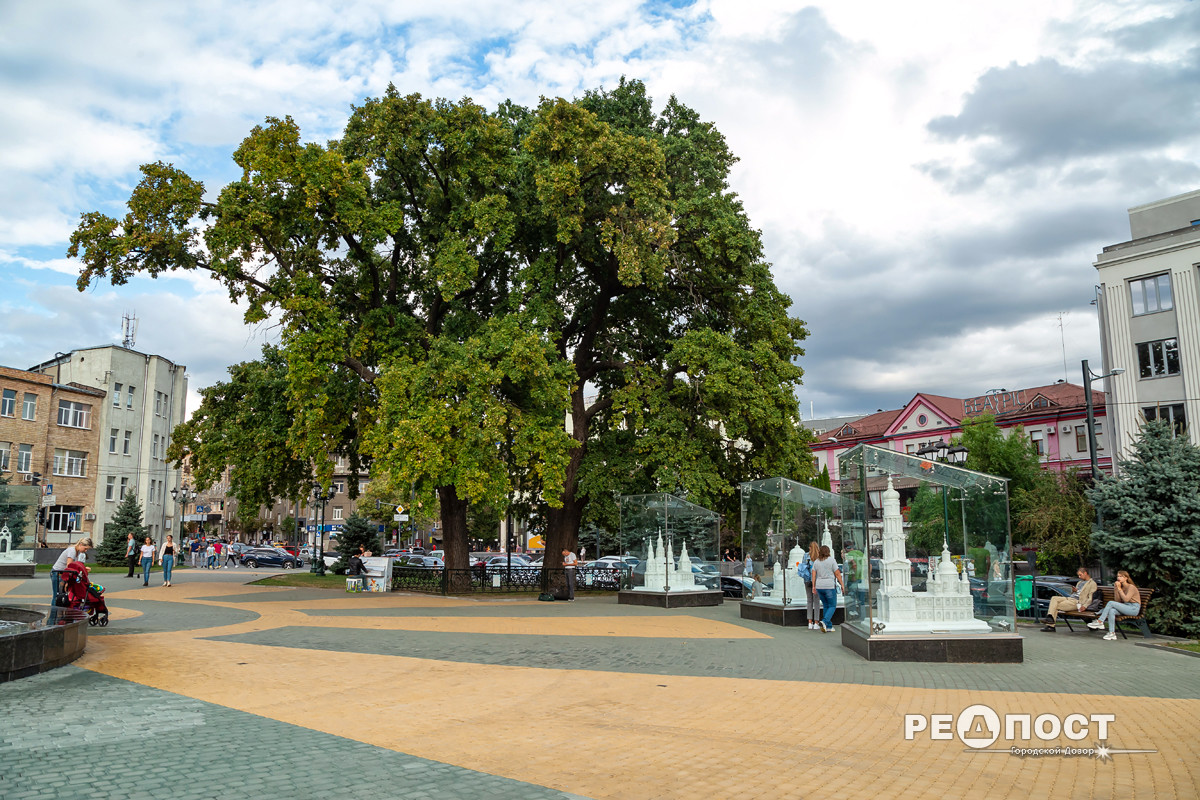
top-left (51, 538), bottom-right (93, 602)
top-left (158, 534), bottom-right (177, 587)
top-left (812, 544), bottom-right (845, 633)
top-left (139, 536), bottom-right (156, 586)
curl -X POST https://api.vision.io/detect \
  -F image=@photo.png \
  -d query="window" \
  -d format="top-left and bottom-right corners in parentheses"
top-left (332, 507), bottom-right (343, 520)
top-left (106, 476), bottom-right (115, 501)
top-left (149, 481), bottom-right (156, 504)
top-left (17, 444), bottom-right (32, 473)
top-left (45, 506), bottom-right (82, 533)
top-left (152, 434), bottom-right (160, 459)
top-left (123, 431), bottom-right (132, 455)
top-left (1144, 404), bottom-right (1187, 437)
top-left (1, 389), bottom-right (14, 416)
top-left (109, 429), bottom-right (119, 454)
top-left (154, 391), bottom-right (162, 416)
top-left (119, 477), bottom-right (129, 500)
top-left (1029, 430), bottom-right (1046, 456)
top-left (113, 383), bottom-right (122, 406)
top-left (1137, 338), bottom-right (1180, 378)
top-left (22, 393), bottom-right (36, 420)
top-left (1130, 273), bottom-right (1173, 316)
top-left (1075, 425), bottom-right (1088, 453)
top-left (53, 449), bottom-right (87, 477)
top-left (57, 400), bottom-right (91, 429)
top-left (0, 441), bottom-right (9, 471)
top-left (333, 481), bottom-right (346, 495)
top-left (127, 386), bottom-right (135, 408)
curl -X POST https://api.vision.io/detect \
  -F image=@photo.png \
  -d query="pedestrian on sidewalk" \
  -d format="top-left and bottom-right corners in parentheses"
top-left (205, 541), bottom-right (216, 569)
top-left (1089, 570), bottom-right (1141, 641)
top-left (214, 540), bottom-right (224, 568)
top-left (51, 538), bottom-right (92, 602)
top-left (802, 541), bottom-right (819, 630)
top-left (139, 536), bottom-right (155, 586)
top-left (190, 538), bottom-right (199, 568)
top-left (158, 534), bottom-right (176, 586)
top-left (124, 532), bottom-right (138, 578)
top-left (812, 545), bottom-right (845, 633)
top-left (225, 544), bottom-right (238, 569)
top-left (562, 548), bottom-right (577, 601)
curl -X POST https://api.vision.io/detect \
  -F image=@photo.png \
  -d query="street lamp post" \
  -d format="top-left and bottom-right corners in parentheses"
top-left (170, 484), bottom-right (194, 560)
top-left (310, 484), bottom-right (336, 576)
top-left (915, 441), bottom-right (969, 551)
top-left (1082, 359), bottom-right (1125, 482)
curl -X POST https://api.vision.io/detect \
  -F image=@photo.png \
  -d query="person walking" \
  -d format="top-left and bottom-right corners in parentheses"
top-left (801, 541), bottom-right (820, 630)
top-left (743, 554), bottom-right (753, 577)
top-left (562, 548), bottom-right (577, 601)
top-left (225, 543), bottom-right (238, 569)
top-left (205, 541), bottom-right (216, 569)
top-left (50, 538), bottom-right (93, 602)
top-left (158, 534), bottom-right (177, 587)
top-left (213, 540), bottom-right (224, 568)
top-left (1089, 570), bottom-right (1141, 641)
top-left (124, 531), bottom-right (138, 578)
top-left (189, 538), bottom-right (199, 568)
top-left (812, 545), bottom-right (845, 633)
top-left (139, 536), bottom-right (156, 586)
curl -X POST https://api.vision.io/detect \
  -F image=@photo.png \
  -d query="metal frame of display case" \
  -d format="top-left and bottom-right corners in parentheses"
top-left (616, 493), bottom-right (723, 608)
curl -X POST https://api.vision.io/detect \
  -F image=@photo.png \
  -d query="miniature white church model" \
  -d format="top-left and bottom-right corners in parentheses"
top-left (633, 532), bottom-right (705, 593)
top-left (876, 476), bottom-right (989, 633)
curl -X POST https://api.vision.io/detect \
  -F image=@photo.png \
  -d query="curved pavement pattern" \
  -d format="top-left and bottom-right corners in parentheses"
top-left (1, 571), bottom-right (1197, 799)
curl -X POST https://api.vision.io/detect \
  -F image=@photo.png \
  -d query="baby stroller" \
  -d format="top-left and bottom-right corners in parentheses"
top-left (58, 561), bottom-right (109, 626)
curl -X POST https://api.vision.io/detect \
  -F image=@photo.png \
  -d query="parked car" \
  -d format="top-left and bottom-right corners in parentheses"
top-left (485, 555), bottom-right (537, 575)
top-left (721, 575), bottom-right (755, 598)
top-left (240, 547), bottom-right (301, 569)
top-left (394, 555), bottom-right (444, 570)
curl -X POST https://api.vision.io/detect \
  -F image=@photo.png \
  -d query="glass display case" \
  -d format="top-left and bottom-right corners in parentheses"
top-left (837, 444), bottom-right (1021, 661)
top-left (0, 483), bottom-right (39, 577)
top-left (738, 477), bottom-right (848, 614)
top-left (617, 493), bottom-right (721, 605)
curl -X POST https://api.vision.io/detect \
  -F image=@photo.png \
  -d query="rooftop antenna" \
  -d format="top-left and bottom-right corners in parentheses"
top-left (1056, 311), bottom-right (1069, 383)
top-left (121, 311), bottom-right (138, 349)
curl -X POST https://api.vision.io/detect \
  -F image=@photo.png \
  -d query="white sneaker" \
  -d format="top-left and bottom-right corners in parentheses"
top-left (1086, 620), bottom-right (1103, 630)
top-left (819, 621), bottom-right (827, 633)
top-left (1103, 632), bottom-right (1117, 641)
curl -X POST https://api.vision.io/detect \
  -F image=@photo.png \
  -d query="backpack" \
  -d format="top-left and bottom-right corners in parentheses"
top-left (1086, 587), bottom-right (1103, 613)
top-left (798, 555), bottom-right (813, 583)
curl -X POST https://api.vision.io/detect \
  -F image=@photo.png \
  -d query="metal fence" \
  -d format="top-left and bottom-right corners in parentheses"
top-left (390, 566), bottom-right (626, 596)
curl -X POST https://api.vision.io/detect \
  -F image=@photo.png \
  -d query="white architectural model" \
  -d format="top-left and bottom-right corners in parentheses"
top-left (876, 477), bottom-right (989, 633)
top-left (634, 533), bottom-right (705, 593)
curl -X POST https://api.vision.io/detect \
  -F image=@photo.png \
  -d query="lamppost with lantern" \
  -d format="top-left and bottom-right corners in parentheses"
top-left (170, 484), bottom-right (195, 556)
top-left (914, 440), bottom-right (969, 551)
top-left (310, 483), bottom-right (336, 576)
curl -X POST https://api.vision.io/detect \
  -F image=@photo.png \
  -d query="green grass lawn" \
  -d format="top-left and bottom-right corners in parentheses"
top-left (35, 563), bottom-right (196, 573)
top-left (1167, 641), bottom-right (1200, 653)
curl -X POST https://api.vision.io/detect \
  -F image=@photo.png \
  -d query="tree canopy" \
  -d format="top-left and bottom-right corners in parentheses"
top-left (70, 79), bottom-right (812, 569)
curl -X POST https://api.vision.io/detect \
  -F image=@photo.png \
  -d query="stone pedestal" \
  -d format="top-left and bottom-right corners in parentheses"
top-left (740, 600), bottom-right (844, 627)
top-left (841, 624), bottom-right (1023, 663)
top-left (618, 589), bottom-right (723, 608)
top-left (0, 564), bottom-right (35, 578)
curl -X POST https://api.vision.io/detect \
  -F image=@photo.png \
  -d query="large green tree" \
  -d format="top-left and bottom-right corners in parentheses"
top-left (69, 80), bottom-right (811, 569)
top-left (1088, 420), bottom-right (1200, 637)
top-left (96, 493), bottom-right (146, 566)
top-left (1012, 469), bottom-right (1094, 573)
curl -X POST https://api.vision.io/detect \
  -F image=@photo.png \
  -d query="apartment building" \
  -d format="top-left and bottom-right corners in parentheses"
top-left (29, 345), bottom-right (187, 543)
top-left (0, 366), bottom-right (104, 544)
top-left (1094, 188), bottom-right (1200, 465)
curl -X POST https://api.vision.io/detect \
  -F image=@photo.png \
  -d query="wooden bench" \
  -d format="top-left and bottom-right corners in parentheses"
top-left (1060, 586), bottom-right (1154, 639)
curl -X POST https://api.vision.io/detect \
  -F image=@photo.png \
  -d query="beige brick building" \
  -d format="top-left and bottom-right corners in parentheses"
top-left (0, 366), bottom-right (104, 545)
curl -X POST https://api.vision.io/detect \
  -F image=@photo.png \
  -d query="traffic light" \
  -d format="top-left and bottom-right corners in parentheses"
top-left (30, 472), bottom-right (41, 486)
top-left (38, 508), bottom-right (46, 526)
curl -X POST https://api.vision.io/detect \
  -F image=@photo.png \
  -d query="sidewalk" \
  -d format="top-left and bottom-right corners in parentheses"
top-left (1, 573), bottom-right (1196, 799)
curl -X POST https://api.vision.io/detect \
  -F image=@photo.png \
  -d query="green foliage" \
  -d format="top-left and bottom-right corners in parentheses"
top-left (1013, 470), bottom-right (1094, 572)
top-left (967, 547), bottom-right (990, 578)
top-left (812, 465), bottom-right (832, 492)
top-left (1088, 420), bottom-right (1200, 637)
top-left (0, 475), bottom-right (31, 550)
top-left (331, 513), bottom-right (382, 573)
top-left (70, 79), bottom-right (811, 571)
top-left (905, 484), bottom-right (962, 556)
top-left (97, 493), bottom-right (146, 566)
top-left (959, 414), bottom-right (1042, 496)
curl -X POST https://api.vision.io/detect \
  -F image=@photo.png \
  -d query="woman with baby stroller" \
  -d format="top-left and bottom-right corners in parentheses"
top-left (57, 559), bottom-right (110, 626)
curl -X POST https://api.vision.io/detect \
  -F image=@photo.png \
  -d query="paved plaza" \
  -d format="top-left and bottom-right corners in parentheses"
top-left (1, 569), bottom-right (1197, 800)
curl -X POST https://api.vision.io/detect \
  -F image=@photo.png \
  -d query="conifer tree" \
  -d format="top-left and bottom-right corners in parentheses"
top-left (1089, 420), bottom-right (1200, 637)
top-left (0, 475), bottom-right (31, 550)
top-left (331, 513), bottom-right (382, 573)
top-left (96, 493), bottom-right (146, 566)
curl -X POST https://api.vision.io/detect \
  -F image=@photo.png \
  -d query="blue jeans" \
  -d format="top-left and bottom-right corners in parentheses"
top-left (141, 556), bottom-right (152, 584)
top-left (817, 588), bottom-right (838, 628)
top-left (51, 570), bottom-right (62, 602)
top-left (1098, 600), bottom-right (1139, 633)
top-left (162, 554), bottom-right (174, 583)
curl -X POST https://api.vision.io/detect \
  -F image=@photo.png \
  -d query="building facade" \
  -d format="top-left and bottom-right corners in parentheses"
top-left (1094, 188), bottom-right (1200, 465)
top-left (0, 366), bottom-right (104, 544)
top-left (810, 382), bottom-right (1109, 495)
top-left (29, 346), bottom-right (188, 544)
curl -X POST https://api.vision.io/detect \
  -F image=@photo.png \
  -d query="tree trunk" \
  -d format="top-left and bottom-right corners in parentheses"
top-left (438, 484), bottom-right (470, 574)
top-left (545, 440), bottom-right (587, 560)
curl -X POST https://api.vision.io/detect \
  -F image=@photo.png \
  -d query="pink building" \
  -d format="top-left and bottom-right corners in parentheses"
top-left (811, 382), bottom-right (1110, 492)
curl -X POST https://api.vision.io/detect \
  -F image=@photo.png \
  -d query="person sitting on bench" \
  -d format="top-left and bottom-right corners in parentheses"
top-left (1041, 567), bottom-right (1096, 632)
top-left (1088, 569), bottom-right (1140, 641)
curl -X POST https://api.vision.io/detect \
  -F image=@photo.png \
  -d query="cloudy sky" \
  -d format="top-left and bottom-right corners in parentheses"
top-left (2, 0), bottom-right (1198, 419)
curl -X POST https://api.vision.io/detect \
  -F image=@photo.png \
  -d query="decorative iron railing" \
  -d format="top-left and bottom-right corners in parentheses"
top-left (390, 566), bottom-right (629, 595)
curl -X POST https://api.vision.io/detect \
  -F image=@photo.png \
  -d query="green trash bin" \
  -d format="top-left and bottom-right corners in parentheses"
top-left (1014, 575), bottom-right (1033, 612)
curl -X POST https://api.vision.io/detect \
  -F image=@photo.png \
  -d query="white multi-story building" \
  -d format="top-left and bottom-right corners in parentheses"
top-left (1094, 189), bottom-right (1200, 465)
top-left (29, 345), bottom-right (187, 543)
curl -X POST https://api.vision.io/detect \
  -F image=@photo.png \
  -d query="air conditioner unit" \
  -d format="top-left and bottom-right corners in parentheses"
top-left (84, 513), bottom-right (97, 521)
top-left (22, 473), bottom-right (33, 483)
top-left (1062, 424), bottom-right (1073, 434)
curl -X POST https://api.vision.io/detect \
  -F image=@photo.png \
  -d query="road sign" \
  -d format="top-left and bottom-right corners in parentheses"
top-left (42, 483), bottom-right (53, 496)
top-left (393, 514), bottom-right (409, 522)
top-left (41, 495), bottom-right (56, 507)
